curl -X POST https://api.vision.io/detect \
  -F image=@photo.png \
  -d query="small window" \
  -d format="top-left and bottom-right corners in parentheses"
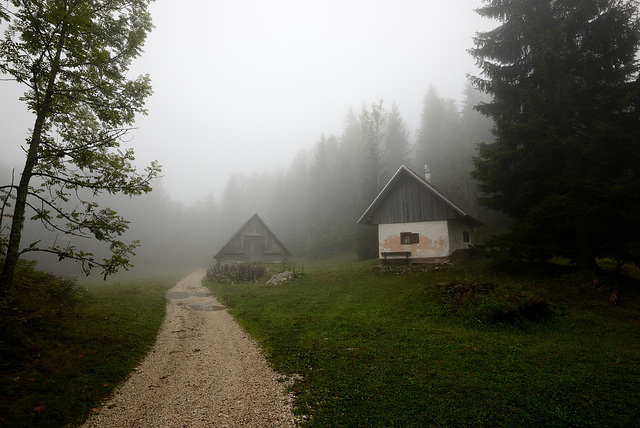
top-left (401, 232), bottom-right (419, 245)
top-left (463, 231), bottom-right (470, 243)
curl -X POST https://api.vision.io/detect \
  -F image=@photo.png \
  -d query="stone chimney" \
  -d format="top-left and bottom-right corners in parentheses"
top-left (424, 164), bottom-right (431, 183)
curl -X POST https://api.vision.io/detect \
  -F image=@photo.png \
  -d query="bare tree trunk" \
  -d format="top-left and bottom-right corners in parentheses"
top-left (0, 144), bottom-right (38, 290)
top-left (0, 25), bottom-right (66, 291)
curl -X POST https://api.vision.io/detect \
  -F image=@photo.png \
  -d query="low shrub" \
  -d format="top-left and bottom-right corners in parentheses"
top-left (12, 260), bottom-right (84, 313)
top-left (0, 260), bottom-right (174, 427)
top-left (370, 264), bottom-right (440, 275)
top-left (438, 280), bottom-right (551, 325)
top-left (1, 261), bottom-right (86, 368)
top-left (207, 263), bottom-right (267, 283)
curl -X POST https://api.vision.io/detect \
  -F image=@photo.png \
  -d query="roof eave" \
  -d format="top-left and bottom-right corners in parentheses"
top-left (214, 213), bottom-right (292, 258)
top-left (357, 166), bottom-right (409, 224)
top-left (357, 165), bottom-right (485, 227)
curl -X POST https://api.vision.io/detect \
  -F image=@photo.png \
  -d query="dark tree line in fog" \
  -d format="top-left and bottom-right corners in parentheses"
top-left (5, 82), bottom-right (497, 274)
top-left (208, 82), bottom-right (498, 262)
top-left (176, 83), bottom-right (495, 263)
top-left (5, 0), bottom-right (638, 278)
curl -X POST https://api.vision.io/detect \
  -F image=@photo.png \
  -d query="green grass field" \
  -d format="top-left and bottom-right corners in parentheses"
top-left (0, 262), bottom-right (181, 427)
top-left (205, 256), bottom-right (640, 427)
top-left (2, 257), bottom-right (638, 427)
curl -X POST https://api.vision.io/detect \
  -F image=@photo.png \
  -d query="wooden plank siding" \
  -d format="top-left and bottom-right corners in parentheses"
top-left (366, 174), bottom-right (459, 224)
top-left (358, 166), bottom-right (483, 227)
top-left (220, 229), bottom-right (284, 255)
top-left (215, 213), bottom-right (290, 264)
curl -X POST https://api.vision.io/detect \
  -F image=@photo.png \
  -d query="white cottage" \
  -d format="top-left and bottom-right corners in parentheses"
top-left (357, 165), bottom-right (483, 263)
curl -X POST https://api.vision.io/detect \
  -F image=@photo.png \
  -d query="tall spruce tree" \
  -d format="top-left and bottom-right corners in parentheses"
top-left (414, 86), bottom-right (461, 187)
top-left (359, 100), bottom-right (387, 205)
top-left (384, 103), bottom-right (411, 178)
top-left (357, 101), bottom-right (387, 259)
top-left (470, 0), bottom-right (640, 270)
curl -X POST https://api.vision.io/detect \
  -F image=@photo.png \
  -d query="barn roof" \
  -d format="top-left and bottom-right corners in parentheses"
top-left (357, 165), bottom-right (484, 227)
top-left (214, 213), bottom-right (291, 260)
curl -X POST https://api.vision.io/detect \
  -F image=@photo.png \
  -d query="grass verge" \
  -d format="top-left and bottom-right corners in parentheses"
top-left (0, 261), bottom-right (180, 427)
top-left (205, 256), bottom-right (640, 427)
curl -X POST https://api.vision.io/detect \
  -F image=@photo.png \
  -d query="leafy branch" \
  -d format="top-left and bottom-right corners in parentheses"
top-left (1, 0), bottom-right (158, 288)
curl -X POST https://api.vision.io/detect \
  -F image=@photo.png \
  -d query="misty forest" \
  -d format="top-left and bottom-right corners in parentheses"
top-left (5, 82), bottom-right (497, 273)
top-left (1, 0), bottom-right (639, 427)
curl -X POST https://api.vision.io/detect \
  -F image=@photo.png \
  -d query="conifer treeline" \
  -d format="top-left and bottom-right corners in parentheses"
top-left (15, 82), bottom-right (499, 272)
top-left (202, 81), bottom-right (497, 260)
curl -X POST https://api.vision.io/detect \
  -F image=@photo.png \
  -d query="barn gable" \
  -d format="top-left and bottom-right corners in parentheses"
top-left (214, 213), bottom-right (290, 264)
top-left (358, 166), bottom-right (482, 227)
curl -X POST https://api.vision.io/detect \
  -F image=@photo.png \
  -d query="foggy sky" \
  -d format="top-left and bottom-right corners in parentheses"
top-left (1, 0), bottom-right (491, 206)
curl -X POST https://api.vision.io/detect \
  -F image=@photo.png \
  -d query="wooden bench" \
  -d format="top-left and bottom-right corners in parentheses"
top-left (381, 251), bottom-right (411, 263)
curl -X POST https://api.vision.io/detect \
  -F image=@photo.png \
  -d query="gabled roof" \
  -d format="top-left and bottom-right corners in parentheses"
top-left (357, 165), bottom-right (484, 227)
top-left (215, 213), bottom-right (291, 259)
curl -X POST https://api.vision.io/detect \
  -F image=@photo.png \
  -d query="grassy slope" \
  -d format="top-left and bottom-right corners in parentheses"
top-left (0, 267), bottom-right (181, 427)
top-left (205, 257), bottom-right (640, 427)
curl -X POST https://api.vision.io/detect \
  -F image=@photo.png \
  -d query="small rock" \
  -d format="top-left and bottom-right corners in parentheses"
top-left (267, 271), bottom-right (293, 285)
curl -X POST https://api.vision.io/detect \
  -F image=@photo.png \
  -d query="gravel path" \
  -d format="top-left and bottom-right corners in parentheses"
top-left (82, 271), bottom-right (296, 427)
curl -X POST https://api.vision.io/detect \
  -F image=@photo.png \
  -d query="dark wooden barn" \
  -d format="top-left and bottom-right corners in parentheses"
top-left (214, 213), bottom-right (290, 265)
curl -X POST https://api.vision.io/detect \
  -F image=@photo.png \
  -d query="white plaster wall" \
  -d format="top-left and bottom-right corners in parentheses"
top-left (447, 221), bottom-right (475, 252)
top-left (378, 221), bottom-right (450, 258)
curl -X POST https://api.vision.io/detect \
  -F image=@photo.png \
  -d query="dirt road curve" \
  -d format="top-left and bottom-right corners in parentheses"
top-left (82, 271), bottom-right (296, 427)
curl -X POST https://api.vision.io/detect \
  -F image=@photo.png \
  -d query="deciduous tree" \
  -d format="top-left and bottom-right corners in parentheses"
top-left (0, 0), bottom-right (160, 289)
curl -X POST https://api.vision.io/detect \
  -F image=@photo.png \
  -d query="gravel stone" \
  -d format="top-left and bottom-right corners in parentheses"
top-left (82, 271), bottom-right (296, 427)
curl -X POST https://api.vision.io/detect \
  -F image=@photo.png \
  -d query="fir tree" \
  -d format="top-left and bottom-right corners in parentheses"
top-left (384, 103), bottom-right (411, 178)
top-left (470, 0), bottom-right (640, 269)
